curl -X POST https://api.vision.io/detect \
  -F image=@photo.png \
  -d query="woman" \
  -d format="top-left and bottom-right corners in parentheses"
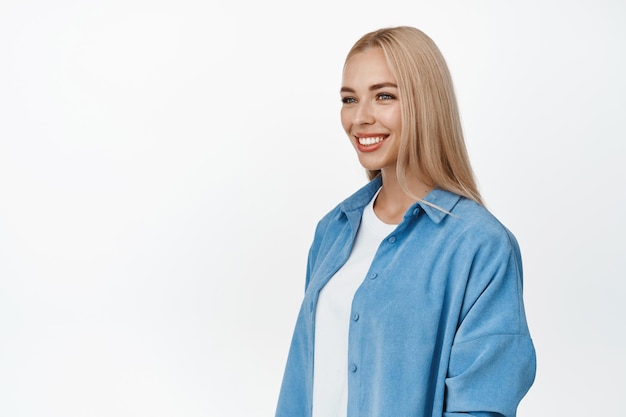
top-left (276, 26), bottom-right (536, 417)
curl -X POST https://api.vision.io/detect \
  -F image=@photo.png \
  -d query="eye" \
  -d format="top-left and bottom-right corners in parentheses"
top-left (341, 96), bottom-right (357, 104)
top-left (377, 93), bottom-right (396, 101)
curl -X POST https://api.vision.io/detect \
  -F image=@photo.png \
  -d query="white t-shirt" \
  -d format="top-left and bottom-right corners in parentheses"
top-left (312, 189), bottom-right (396, 417)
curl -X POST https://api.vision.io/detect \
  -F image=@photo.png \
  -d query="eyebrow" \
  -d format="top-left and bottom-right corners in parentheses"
top-left (340, 82), bottom-right (398, 93)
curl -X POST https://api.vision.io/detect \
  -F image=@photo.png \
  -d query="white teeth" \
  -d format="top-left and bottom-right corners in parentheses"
top-left (358, 136), bottom-right (385, 146)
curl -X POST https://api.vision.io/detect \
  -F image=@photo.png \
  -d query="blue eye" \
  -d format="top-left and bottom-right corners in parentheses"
top-left (341, 97), bottom-right (357, 104)
top-left (377, 93), bottom-right (396, 100)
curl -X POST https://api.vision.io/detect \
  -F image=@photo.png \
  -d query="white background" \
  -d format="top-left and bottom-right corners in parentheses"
top-left (1, 0), bottom-right (624, 416)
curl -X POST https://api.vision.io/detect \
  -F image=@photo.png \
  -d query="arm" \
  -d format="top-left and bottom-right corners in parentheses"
top-left (443, 230), bottom-right (536, 417)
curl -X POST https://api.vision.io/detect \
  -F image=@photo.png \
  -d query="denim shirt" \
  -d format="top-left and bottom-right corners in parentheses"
top-left (276, 177), bottom-right (536, 417)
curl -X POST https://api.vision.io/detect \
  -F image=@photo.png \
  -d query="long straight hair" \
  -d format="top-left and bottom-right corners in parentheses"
top-left (345, 26), bottom-right (483, 206)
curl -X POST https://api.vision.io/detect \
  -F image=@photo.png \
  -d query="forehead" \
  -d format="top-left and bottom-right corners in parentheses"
top-left (342, 48), bottom-right (396, 87)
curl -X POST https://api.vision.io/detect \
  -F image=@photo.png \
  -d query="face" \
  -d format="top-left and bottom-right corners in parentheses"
top-left (340, 48), bottom-right (402, 173)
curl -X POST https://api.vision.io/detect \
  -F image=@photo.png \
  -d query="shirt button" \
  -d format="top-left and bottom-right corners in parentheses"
top-left (369, 272), bottom-right (378, 280)
top-left (413, 208), bottom-right (419, 215)
top-left (388, 236), bottom-right (397, 243)
top-left (350, 364), bottom-right (357, 373)
top-left (352, 313), bottom-right (360, 321)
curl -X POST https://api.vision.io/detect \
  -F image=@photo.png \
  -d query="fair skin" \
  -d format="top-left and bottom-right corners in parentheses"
top-left (341, 48), bottom-right (431, 224)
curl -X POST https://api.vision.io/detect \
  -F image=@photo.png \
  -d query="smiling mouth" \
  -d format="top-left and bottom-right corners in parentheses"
top-left (357, 136), bottom-right (387, 146)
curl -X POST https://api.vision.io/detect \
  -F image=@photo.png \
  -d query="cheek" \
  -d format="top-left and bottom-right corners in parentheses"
top-left (340, 108), bottom-right (351, 133)
top-left (385, 107), bottom-right (402, 132)
top-left (395, 107), bottom-right (403, 128)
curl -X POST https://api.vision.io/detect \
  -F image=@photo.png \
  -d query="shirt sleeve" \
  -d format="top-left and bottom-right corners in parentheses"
top-left (443, 229), bottom-right (536, 417)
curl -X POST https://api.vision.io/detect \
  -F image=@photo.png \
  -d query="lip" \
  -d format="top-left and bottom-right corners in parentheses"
top-left (354, 134), bottom-right (389, 153)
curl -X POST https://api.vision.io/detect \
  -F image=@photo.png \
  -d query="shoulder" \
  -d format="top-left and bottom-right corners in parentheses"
top-left (447, 196), bottom-right (519, 252)
top-left (452, 197), bottom-right (513, 238)
top-left (443, 198), bottom-right (524, 298)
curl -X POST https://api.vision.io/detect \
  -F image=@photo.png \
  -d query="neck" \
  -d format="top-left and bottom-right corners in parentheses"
top-left (373, 167), bottom-right (431, 224)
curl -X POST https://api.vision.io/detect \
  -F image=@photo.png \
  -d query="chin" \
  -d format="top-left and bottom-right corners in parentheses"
top-left (357, 158), bottom-right (393, 173)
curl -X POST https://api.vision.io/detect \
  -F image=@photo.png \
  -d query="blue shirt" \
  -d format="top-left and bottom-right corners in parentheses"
top-left (276, 177), bottom-right (536, 417)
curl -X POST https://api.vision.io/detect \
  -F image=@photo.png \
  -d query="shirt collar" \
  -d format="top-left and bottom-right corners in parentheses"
top-left (417, 188), bottom-right (462, 224)
top-left (339, 176), bottom-right (462, 224)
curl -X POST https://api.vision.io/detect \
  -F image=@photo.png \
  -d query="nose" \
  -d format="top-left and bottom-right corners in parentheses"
top-left (354, 101), bottom-right (375, 125)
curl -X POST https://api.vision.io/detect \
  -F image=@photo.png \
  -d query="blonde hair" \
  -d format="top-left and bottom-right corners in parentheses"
top-left (346, 26), bottom-right (483, 206)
